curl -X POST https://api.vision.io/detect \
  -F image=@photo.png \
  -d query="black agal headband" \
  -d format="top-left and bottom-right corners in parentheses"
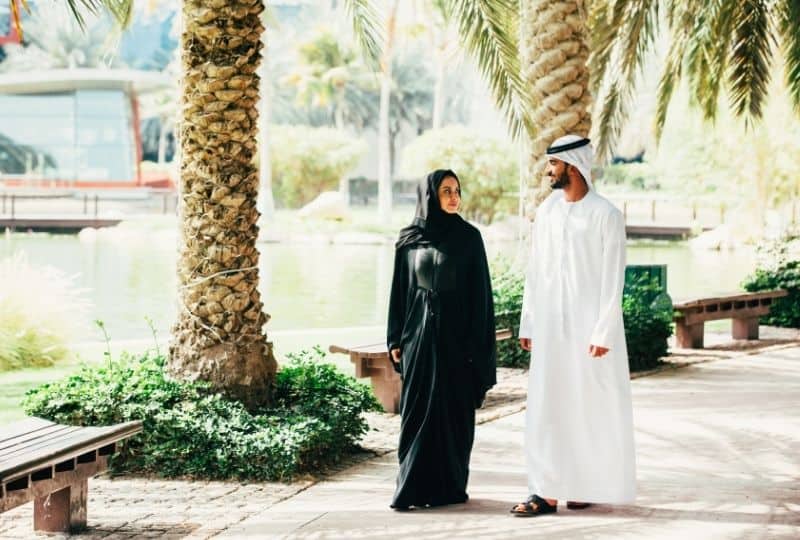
top-left (546, 138), bottom-right (591, 154)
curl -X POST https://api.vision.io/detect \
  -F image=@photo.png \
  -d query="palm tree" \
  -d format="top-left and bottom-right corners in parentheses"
top-left (590, 0), bottom-right (800, 164)
top-left (376, 0), bottom-right (400, 226)
top-left (167, 0), bottom-right (275, 408)
top-left (518, 0), bottom-right (593, 207)
top-left (168, 0), bottom-right (384, 408)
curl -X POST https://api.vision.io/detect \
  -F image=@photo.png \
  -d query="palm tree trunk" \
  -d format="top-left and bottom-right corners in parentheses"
top-left (157, 115), bottom-right (169, 165)
top-left (432, 54), bottom-right (445, 130)
top-left (377, 0), bottom-right (400, 226)
top-left (169, 0), bottom-right (277, 409)
top-left (520, 0), bottom-right (592, 210)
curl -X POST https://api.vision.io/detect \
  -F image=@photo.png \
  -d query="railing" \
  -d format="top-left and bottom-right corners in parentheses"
top-left (0, 190), bottom-right (179, 219)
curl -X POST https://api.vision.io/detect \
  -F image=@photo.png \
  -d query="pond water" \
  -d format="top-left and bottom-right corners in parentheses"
top-left (0, 227), bottom-right (758, 342)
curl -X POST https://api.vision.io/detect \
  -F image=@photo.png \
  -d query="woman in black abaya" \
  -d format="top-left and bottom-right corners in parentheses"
top-left (387, 169), bottom-right (496, 510)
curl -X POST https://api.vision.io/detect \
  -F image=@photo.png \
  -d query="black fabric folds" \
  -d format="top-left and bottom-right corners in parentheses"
top-left (386, 170), bottom-right (496, 509)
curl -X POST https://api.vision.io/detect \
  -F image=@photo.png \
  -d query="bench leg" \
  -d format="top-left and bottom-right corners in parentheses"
top-left (732, 317), bottom-right (759, 340)
top-left (34, 479), bottom-right (87, 533)
top-left (370, 372), bottom-right (402, 414)
top-left (676, 320), bottom-right (704, 349)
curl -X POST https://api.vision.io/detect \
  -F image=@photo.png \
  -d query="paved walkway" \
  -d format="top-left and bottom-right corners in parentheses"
top-left (220, 345), bottom-right (800, 539)
top-left (2, 343), bottom-right (799, 539)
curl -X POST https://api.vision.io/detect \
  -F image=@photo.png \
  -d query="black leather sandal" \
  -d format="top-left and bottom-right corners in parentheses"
top-left (509, 494), bottom-right (557, 517)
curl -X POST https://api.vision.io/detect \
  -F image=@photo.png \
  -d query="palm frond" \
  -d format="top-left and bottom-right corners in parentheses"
top-left (780, 0), bottom-right (800, 115)
top-left (728, 0), bottom-right (774, 123)
top-left (588, 0), bottom-right (629, 93)
top-left (681, 1), bottom-right (736, 122)
top-left (343, 0), bottom-right (384, 70)
top-left (654, 0), bottom-right (704, 139)
top-left (60, 0), bottom-right (132, 30)
top-left (447, 0), bottom-right (532, 139)
top-left (591, 0), bottom-right (659, 161)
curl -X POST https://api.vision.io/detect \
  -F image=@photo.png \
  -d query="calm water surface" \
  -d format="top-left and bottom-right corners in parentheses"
top-left (0, 228), bottom-right (757, 341)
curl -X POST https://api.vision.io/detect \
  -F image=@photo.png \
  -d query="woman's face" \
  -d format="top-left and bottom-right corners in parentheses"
top-left (437, 176), bottom-right (461, 214)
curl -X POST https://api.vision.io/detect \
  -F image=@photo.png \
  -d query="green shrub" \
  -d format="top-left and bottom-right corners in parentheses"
top-left (400, 126), bottom-right (518, 224)
top-left (742, 260), bottom-right (800, 327)
top-left (491, 258), bottom-right (527, 368)
top-left (269, 125), bottom-right (367, 208)
top-left (489, 263), bottom-right (673, 371)
top-left (22, 348), bottom-right (380, 481)
top-left (623, 276), bottom-right (673, 371)
top-left (0, 253), bottom-right (90, 371)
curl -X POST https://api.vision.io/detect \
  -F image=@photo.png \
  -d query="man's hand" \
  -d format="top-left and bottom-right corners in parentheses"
top-left (589, 344), bottom-right (609, 358)
top-left (390, 348), bottom-right (401, 364)
top-left (519, 338), bottom-right (532, 352)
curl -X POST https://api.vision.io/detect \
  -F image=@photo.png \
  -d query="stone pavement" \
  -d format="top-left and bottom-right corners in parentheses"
top-left (2, 339), bottom-right (799, 539)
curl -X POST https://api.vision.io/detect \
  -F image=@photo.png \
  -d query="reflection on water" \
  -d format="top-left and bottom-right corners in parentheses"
top-left (0, 230), bottom-right (758, 341)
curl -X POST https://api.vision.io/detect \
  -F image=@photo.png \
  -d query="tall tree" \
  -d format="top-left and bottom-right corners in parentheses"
top-left (168, 0), bottom-right (275, 409)
top-left (376, 0), bottom-right (400, 226)
top-left (519, 0), bottom-right (592, 208)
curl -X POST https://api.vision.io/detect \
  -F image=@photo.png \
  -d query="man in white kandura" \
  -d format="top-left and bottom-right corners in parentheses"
top-left (510, 134), bottom-right (636, 517)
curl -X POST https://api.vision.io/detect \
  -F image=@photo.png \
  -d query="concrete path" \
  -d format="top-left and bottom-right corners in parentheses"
top-left (220, 346), bottom-right (800, 539)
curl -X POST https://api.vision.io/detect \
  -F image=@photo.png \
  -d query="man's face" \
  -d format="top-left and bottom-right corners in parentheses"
top-left (547, 158), bottom-right (569, 190)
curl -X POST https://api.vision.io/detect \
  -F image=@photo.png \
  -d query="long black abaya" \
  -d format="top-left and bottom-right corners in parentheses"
top-left (387, 170), bottom-right (496, 509)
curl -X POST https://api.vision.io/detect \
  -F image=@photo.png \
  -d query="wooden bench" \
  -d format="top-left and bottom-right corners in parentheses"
top-left (1, 417), bottom-right (142, 533)
top-left (673, 289), bottom-right (788, 349)
top-left (330, 328), bottom-right (513, 413)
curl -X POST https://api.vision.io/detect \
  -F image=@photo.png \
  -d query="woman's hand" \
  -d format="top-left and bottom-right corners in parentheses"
top-left (390, 348), bottom-right (401, 364)
top-left (519, 338), bottom-right (533, 352)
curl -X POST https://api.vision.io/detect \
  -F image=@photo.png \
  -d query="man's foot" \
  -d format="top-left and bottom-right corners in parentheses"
top-left (566, 501), bottom-right (592, 510)
top-left (509, 495), bottom-right (557, 517)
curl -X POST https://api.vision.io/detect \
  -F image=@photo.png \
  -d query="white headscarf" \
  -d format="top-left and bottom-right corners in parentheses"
top-left (546, 134), bottom-right (594, 190)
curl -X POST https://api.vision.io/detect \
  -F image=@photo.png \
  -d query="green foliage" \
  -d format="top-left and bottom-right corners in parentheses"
top-left (623, 276), bottom-right (673, 372)
top-left (490, 257), bottom-right (527, 368)
top-left (742, 261), bottom-right (800, 327)
top-left (742, 229), bottom-right (800, 327)
top-left (269, 125), bottom-right (367, 208)
top-left (599, 163), bottom-right (660, 191)
top-left (401, 126), bottom-right (518, 224)
top-left (489, 262), bottom-right (673, 371)
top-left (23, 348), bottom-right (380, 481)
top-left (0, 253), bottom-right (90, 371)
top-left (589, 0), bottom-right (800, 159)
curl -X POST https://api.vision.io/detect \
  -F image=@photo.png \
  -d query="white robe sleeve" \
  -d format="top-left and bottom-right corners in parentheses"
top-left (518, 220), bottom-right (537, 340)
top-left (589, 208), bottom-right (626, 349)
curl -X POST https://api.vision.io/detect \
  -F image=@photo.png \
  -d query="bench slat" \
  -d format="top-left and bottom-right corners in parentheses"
top-left (673, 289), bottom-right (788, 309)
top-left (0, 426), bottom-right (85, 462)
top-left (0, 424), bottom-right (79, 454)
top-left (0, 420), bottom-right (142, 483)
top-left (0, 418), bottom-right (57, 445)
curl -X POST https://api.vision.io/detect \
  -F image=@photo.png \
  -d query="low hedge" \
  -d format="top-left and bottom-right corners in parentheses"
top-left (23, 347), bottom-right (380, 481)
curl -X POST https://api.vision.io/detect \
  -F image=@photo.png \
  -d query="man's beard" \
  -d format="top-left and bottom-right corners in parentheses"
top-left (550, 170), bottom-right (569, 189)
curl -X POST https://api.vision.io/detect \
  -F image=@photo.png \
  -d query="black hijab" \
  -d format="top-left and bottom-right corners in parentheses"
top-left (396, 169), bottom-right (461, 249)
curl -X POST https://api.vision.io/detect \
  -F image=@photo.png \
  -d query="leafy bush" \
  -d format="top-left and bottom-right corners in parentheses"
top-left (0, 252), bottom-right (90, 371)
top-left (23, 348), bottom-right (380, 481)
top-left (491, 258), bottom-right (527, 368)
top-left (489, 263), bottom-right (673, 371)
top-left (742, 260), bottom-right (800, 327)
top-left (623, 276), bottom-right (673, 371)
top-left (269, 125), bottom-right (367, 208)
top-left (401, 126), bottom-right (518, 224)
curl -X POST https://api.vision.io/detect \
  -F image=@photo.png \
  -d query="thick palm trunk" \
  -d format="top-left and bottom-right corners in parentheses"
top-left (169, 0), bottom-right (276, 409)
top-left (520, 0), bottom-right (592, 209)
